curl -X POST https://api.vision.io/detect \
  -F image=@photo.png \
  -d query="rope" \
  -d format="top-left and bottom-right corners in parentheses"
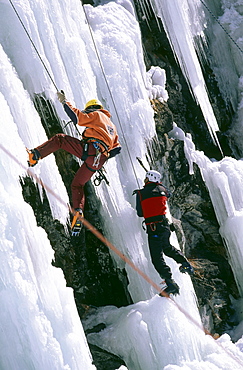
top-left (199, 0), bottom-right (243, 55)
top-left (0, 142), bottom-right (243, 367)
top-left (4, 3), bottom-right (243, 364)
top-left (81, 2), bottom-right (142, 188)
top-left (8, 0), bottom-right (59, 91)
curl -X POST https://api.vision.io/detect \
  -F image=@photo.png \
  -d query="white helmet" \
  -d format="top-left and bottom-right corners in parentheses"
top-left (145, 170), bottom-right (161, 183)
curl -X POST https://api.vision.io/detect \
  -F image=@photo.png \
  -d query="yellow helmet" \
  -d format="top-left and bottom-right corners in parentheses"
top-left (84, 99), bottom-right (103, 110)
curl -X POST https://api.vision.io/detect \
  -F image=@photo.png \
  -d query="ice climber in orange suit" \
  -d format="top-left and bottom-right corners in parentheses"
top-left (27, 91), bottom-right (121, 221)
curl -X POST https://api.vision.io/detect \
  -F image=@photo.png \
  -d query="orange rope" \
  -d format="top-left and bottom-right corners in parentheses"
top-left (1, 142), bottom-right (243, 367)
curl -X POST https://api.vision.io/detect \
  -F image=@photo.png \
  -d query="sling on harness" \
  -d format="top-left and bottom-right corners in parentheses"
top-left (92, 141), bottom-right (101, 168)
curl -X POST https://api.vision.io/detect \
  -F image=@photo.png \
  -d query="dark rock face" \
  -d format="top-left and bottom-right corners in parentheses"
top-left (20, 3), bottom-right (241, 369)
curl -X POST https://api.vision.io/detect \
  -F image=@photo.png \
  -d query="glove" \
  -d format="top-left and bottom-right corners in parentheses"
top-left (57, 90), bottom-right (66, 104)
top-left (108, 146), bottom-right (121, 158)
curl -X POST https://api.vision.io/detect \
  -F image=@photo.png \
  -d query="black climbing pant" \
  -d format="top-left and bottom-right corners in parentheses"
top-left (147, 224), bottom-right (187, 279)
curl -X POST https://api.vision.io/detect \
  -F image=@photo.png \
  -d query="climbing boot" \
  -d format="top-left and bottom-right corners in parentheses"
top-left (179, 261), bottom-right (194, 275)
top-left (27, 149), bottom-right (41, 167)
top-left (164, 278), bottom-right (180, 295)
top-left (71, 208), bottom-right (84, 237)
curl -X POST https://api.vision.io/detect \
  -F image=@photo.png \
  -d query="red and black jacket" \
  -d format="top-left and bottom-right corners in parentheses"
top-left (135, 182), bottom-right (171, 224)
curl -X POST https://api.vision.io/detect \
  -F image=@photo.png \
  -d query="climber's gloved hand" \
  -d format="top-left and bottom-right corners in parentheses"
top-left (57, 90), bottom-right (66, 104)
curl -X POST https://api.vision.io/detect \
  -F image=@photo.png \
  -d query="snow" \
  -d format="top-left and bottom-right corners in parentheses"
top-left (0, 0), bottom-right (243, 369)
top-left (83, 298), bottom-right (243, 370)
top-left (146, 66), bottom-right (169, 102)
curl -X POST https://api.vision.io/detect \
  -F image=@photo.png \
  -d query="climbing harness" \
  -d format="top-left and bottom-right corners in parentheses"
top-left (146, 217), bottom-right (170, 231)
top-left (82, 137), bottom-right (109, 155)
top-left (81, 137), bottom-right (109, 173)
top-left (79, 138), bottom-right (110, 186)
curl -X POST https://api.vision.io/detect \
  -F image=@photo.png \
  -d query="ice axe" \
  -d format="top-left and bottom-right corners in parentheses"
top-left (136, 157), bottom-right (148, 172)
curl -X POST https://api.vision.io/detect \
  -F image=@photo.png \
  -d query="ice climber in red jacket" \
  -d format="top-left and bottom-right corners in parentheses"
top-left (134, 170), bottom-right (193, 295)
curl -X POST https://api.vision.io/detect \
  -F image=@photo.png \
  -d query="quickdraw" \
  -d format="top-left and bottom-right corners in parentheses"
top-left (93, 167), bottom-right (110, 186)
top-left (149, 223), bottom-right (157, 232)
